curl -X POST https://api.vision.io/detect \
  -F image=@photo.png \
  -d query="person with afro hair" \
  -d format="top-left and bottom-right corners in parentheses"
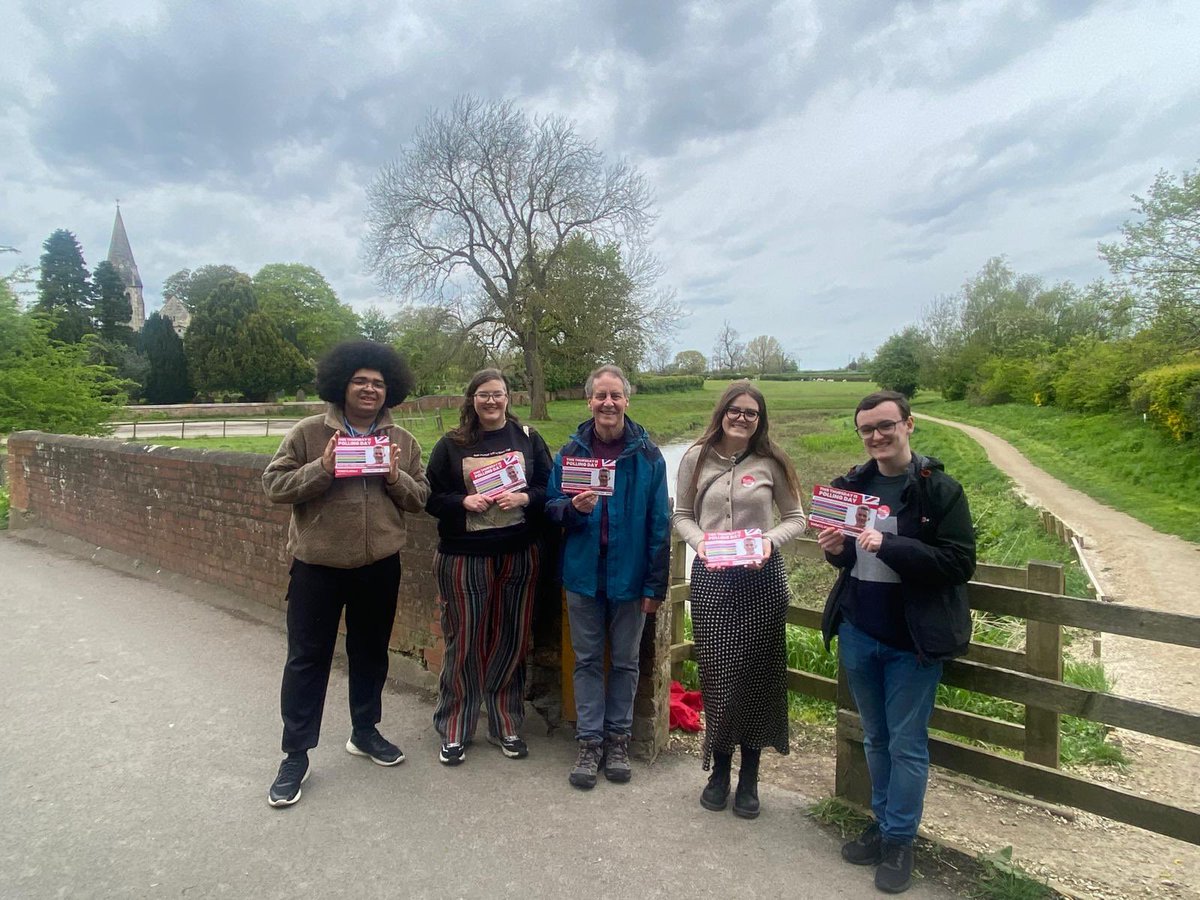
top-left (262, 340), bottom-right (430, 808)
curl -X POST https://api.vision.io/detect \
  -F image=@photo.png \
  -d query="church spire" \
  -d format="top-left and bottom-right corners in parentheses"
top-left (107, 205), bottom-right (145, 330)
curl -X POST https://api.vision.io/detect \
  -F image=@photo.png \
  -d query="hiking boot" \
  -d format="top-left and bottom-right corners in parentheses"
top-left (603, 733), bottom-right (632, 783)
top-left (345, 728), bottom-right (405, 766)
top-left (267, 752), bottom-right (310, 808)
top-left (699, 771), bottom-right (730, 811)
top-left (488, 734), bottom-right (528, 759)
top-left (841, 822), bottom-right (883, 866)
top-left (439, 742), bottom-right (466, 766)
top-left (875, 840), bottom-right (914, 894)
top-left (568, 739), bottom-right (604, 789)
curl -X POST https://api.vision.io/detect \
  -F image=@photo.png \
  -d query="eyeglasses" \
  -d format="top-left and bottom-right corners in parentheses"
top-left (473, 391), bottom-right (507, 401)
top-left (856, 420), bottom-right (901, 438)
top-left (725, 406), bottom-right (760, 422)
top-left (591, 391), bottom-right (625, 401)
top-left (350, 377), bottom-right (386, 390)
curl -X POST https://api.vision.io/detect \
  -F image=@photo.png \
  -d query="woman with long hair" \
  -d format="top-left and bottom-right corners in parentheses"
top-left (671, 380), bottom-right (806, 818)
top-left (424, 369), bottom-right (551, 765)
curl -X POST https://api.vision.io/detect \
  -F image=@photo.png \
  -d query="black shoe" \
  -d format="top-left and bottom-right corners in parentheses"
top-left (732, 776), bottom-right (760, 819)
top-left (345, 729), bottom-right (405, 766)
top-left (487, 734), bottom-right (528, 759)
top-left (875, 840), bottom-right (914, 893)
top-left (841, 822), bottom-right (883, 866)
top-left (267, 753), bottom-right (310, 808)
top-left (439, 742), bottom-right (466, 766)
top-left (700, 771), bottom-right (730, 811)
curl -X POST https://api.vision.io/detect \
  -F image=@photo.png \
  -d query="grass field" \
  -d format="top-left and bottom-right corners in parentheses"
top-left (915, 398), bottom-right (1200, 544)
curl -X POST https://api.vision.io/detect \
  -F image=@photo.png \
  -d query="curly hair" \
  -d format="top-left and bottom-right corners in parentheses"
top-left (449, 368), bottom-right (522, 446)
top-left (686, 380), bottom-right (801, 500)
top-left (315, 341), bottom-right (414, 408)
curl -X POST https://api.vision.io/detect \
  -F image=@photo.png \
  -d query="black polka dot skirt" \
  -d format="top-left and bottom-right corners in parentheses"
top-left (691, 552), bottom-right (791, 770)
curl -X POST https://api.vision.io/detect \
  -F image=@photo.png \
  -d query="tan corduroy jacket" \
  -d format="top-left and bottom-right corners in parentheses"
top-left (263, 404), bottom-right (430, 569)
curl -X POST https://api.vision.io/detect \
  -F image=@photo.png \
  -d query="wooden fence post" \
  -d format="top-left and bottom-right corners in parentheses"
top-left (1024, 561), bottom-right (1064, 768)
top-left (835, 670), bottom-right (872, 807)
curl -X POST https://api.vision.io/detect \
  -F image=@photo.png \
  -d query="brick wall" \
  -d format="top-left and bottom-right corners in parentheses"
top-left (3, 431), bottom-right (441, 662)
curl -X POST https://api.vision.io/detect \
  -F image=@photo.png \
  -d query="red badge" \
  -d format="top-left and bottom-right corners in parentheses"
top-left (741, 475), bottom-right (755, 486)
top-left (876, 505), bottom-right (891, 519)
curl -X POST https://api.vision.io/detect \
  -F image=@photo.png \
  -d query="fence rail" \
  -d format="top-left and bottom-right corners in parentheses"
top-left (667, 533), bottom-right (1200, 846)
top-left (111, 412), bottom-right (444, 441)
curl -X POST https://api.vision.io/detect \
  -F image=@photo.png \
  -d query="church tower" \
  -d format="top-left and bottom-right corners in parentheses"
top-left (107, 206), bottom-right (145, 331)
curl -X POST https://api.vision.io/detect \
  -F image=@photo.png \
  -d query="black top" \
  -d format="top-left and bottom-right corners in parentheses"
top-left (424, 420), bottom-right (552, 556)
top-left (840, 472), bottom-right (912, 651)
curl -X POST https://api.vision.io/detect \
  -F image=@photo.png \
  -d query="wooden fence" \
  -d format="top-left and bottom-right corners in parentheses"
top-left (667, 535), bottom-right (1200, 846)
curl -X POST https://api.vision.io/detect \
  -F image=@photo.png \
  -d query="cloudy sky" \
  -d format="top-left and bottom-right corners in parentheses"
top-left (3, 0), bottom-right (1199, 368)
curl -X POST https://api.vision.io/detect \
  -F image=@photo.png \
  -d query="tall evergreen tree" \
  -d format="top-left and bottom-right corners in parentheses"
top-left (93, 260), bottom-right (134, 344)
top-left (35, 229), bottom-right (94, 343)
top-left (141, 312), bottom-right (192, 404)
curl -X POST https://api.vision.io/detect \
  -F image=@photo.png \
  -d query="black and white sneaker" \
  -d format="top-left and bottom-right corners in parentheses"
top-left (268, 753), bottom-right (310, 808)
top-left (439, 742), bottom-right (466, 765)
top-left (345, 729), bottom-right (405, 766)
top-left (488, 734), bottom-right (528, 759)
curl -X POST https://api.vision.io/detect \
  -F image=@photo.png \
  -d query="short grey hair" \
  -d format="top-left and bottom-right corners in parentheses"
top-left (584, 364), bottom-right (632, 399)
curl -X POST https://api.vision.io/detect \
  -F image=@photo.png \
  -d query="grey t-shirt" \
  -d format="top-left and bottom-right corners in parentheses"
top-left (843, 472), bottom-right (913, 651)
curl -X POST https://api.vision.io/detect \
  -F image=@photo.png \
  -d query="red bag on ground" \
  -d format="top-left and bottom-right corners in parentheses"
top-left (669, 679), bottom-right (704, 732)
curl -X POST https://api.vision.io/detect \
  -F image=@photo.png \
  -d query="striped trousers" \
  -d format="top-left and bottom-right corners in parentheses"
top-left (432, 544), bottom-right (540, 745)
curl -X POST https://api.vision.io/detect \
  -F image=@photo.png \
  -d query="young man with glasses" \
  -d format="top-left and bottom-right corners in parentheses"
top-left (546, 365), bottom-right (670, 790)
top-left (817, 390), bottom-right (976, 893)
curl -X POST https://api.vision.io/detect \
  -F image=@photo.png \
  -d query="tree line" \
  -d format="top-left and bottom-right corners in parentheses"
top-left (870, 161), bottom-right (1200, 442)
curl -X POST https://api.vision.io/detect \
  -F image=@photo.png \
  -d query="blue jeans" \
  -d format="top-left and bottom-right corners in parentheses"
top-left (838, 621), bottom-right (943, 844)
top-left (566, 591), bottom-right (646, 742)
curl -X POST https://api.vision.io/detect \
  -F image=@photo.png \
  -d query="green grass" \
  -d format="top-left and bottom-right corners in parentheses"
top-left (970, 846), bottom-right (1054, 900)
top-left (0, 484), bottom-right (9, 530)
top-left (915, 399), bottom-right (1200, 544)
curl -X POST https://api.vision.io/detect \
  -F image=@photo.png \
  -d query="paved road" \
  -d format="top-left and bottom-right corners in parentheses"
top-left (0, 534), bottom-right (957, 899)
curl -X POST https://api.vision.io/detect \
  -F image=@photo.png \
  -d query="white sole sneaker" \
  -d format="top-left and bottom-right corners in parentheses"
top-left (439, 744), bottom-right (466, 765)
top-left (267, 764), bottom-right (310, 808)
top-left (345, 739), bottom-right (405, 766)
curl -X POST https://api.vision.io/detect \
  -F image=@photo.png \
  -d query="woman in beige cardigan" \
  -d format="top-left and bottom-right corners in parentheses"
top-left (672, 381), bottom-right (806, 819)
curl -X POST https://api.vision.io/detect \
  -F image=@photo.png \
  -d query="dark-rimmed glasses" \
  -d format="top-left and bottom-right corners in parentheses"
top-left (725, 406), bottom-right (760, 422)
top-left (473, 391), bottom-right (507, 402)
top-left (856, 420), bottom-right (900, 438)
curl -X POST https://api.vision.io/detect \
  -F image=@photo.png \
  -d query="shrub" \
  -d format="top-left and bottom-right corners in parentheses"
top-left (971, 357), bottom-right (1036, 406)
top-left (1051, 338), bottom-right (1151, 413)
top-left (631, 374), bottom-right (704, 394)
top-left (1129, 359), bottom-right (1200, 441)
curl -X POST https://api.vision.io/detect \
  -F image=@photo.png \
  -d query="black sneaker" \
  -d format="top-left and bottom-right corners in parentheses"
top-left (699, 771), bottom-right (730, 811)
top-left (267, 753), bottom-right (310, 808)
top-left (841, 821), bottom-right (883, 866)
top-left (488, 734), bottom-right (528, 759)
top-left (345, 729), bottom-right (405, 766)
top-left (875, 840), bottom-right (914, 894)
top-left (439, 742), bottom-right (466, 766)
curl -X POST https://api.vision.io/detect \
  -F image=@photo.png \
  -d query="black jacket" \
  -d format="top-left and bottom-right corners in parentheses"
top-left (820, 454), bottom-right (976, 661)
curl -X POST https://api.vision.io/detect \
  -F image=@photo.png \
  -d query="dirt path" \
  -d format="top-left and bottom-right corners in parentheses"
top-left (916, 413), bottom-right (1200, 713)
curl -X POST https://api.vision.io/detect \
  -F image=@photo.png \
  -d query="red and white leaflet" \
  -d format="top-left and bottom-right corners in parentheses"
top-left (703, 528), bottom-right (764, 568)
top-left (809, 484), bottom-right (881, 536)
top-left (334, 435), bottom-right (391, 478)
top-left (469, 452), bottom-right (528, 499)
top-left (560, 456), bottom-right (617, 496)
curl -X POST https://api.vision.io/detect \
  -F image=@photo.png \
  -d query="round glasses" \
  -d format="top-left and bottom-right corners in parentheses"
top-left (473, 391), bottom-right (507, 401)
top-left (725, 406), bottom-right (760, 422)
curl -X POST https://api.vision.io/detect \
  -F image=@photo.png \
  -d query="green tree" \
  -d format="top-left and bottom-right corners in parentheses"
top-left (871, 327), bottom-right (927, 398)
top-left (365, 95), bottom-right (664, 418)
top-left (162, 265), bottom-right (246, 313)
top-left (745, 334), bottom-right (786, 376)
top-left (1101, 162), bottom-right (1200, 345)
top-left (184, 276), bottom-right (311, 401)
top-left (359, 306), bottom-right (394, 342)
top-left (141, 312), bottom-right (192, 404)
top-left (0, 279), bottom-right (125, 433)
top-left (672, 350), bottom-right (707, 375)
top-left (92, 260), bottom-right (134, 345)
top-left (391, 306), bottom-right (483, 395)
top-left (252, 263), bottom-right (360, 361)
top-left (35, 229), bottom-right (93, 344)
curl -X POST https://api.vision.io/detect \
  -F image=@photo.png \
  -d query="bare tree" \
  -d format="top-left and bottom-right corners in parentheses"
top-left (712, 320), bottom-right (745, 373)
top-left (364, 96), bottom-right (660, 418)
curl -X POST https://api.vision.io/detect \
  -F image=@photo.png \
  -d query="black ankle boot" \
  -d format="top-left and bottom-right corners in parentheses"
top-left (733, 747), bottom-right (760, 819)
top-left (701, 751), bottom-right (732, 811)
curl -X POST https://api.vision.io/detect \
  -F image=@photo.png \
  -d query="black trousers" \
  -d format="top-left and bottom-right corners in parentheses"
top-left (280, 554), bottom-right (401, 753)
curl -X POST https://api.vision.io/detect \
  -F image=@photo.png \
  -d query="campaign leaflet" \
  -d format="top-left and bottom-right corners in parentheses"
top-left (809, 484), bottom-right (883, 536)
top-left (469, 452), bottom-right (528, 499)
top-left (703, 528), bottom-right (764, 569)
top-left (560, 457), bottom-right (617, 496)
top-left (334, 435), bottom-right (391, 478)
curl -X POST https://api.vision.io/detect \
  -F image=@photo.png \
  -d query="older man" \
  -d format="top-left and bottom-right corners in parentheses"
top-left (546, 365), bottom-right (671, 790)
